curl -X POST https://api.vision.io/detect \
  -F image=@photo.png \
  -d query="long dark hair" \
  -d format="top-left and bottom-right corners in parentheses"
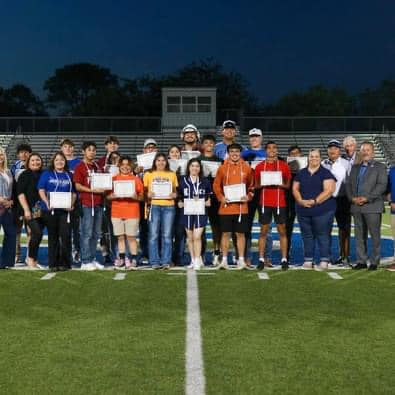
top-left (26, 152), bottom-right (44, 171)
top-left (186, 158), bottom-right (203, 178)
top-left (48, 151), bottom-right (69, 172)
top-left (152, 153), bottom-right (170, 171)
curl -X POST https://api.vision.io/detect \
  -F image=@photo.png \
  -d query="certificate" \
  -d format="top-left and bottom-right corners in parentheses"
top-left (261, 171), bottom-right (283, 186)
top-left (287, 156), bottom-right (307, 173)
top-left (169, 159), bottom-right (188, 175)
top-left (136, 152), bottom-right (156, 170)
top-left (49, 192), bottom-right (72, 209)
top-left (152, 181), bottom-right (172, 199)
top-left (201, 161), bottom-right (221, 177)
top-left (105, 164), bottom-right (119, 176)
top-left (181, 151), bottom-right (201, 160)
top-left (184, 198), bottom-right (205, 215)
top-left (224, 184), bottom-right (246, 202)
top-left (91, 173), bottom-right (113, 190)
top-left (250, 160), bottom-right (262, 170)
top-left (113, 180), bottom-right (135, 197)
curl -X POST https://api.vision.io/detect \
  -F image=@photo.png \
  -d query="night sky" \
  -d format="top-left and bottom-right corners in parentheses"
top-left (1, 0), bottom-right (395, 103)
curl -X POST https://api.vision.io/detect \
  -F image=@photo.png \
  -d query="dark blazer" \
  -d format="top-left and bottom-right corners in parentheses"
top-left (345, 160), bottom-right (387, 213)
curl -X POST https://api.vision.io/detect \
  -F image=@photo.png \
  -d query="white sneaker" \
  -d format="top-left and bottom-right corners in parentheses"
top-left (319, 261), bottom-right (328, 270)
top-left (302, 261), bottom-right (313, 270)
top-left (217, 260), bottom-right (229, 270)
top-left (212, 254), bottom-right (220, 267)
top-left (80, 263), bottom-right (97, 271)
top-left (93, 261), bottom-right (105, 270)
top-left (237, 260), bottom-right (247, 270)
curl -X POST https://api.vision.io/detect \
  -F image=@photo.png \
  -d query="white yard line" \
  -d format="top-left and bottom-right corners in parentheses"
top-left (186, 270), bottom-right (206, 395)
top-left (41, 273), bottom-right (56, 280)
top-left (327, 272), bottom-right (343, 280)
top-left (113, 273), bottom-right (126, 280)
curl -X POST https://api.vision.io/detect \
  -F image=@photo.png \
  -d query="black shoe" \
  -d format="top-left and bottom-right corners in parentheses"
top-left (368, 264), bottom-right (378, 271)
top-left (281, 259), bottom-right (289, 270)
top-left (256, 260), bottom-right (265, 271)
top-left (58, 266), bottom-right (70, 272)
top-left (49, 267), bottom-right (58, 272)
top-left (104, 255), bottom-right (113, 265)
top-left (352, 263), bottom-right (368, 270)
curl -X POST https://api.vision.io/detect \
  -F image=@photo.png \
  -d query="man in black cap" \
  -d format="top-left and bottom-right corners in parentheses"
top-left (214, 120), bottom-right (241, 160)
top-left (322, 139), bottom-right (350, 266)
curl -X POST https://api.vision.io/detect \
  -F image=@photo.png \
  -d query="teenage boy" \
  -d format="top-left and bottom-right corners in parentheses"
top-left (213, 143), bottom-right (254, 269)
top-left (73, 141), bottom-right (105, 271)
top-left (255, 141), bottom-right (291, 270)
top-left (60, 138), bottom-right (81, 263)
top-left (11, 142), bottom-right (32, 264)
top-left (198, 134), bottom-right (223, 265)
top-left (136, 138), bottom-right (159, 264)
top-left (97, 135), bottom-right (120, 169)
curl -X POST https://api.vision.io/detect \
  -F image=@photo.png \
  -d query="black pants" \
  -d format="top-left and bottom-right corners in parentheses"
top-left (139, 202), bottom-right (149, 258)
top-left (26, 218), bottom-right (45, 261)
top-left (44, 211), bottom-right (72, 268)
top-left (285, 193), bottom-right (296, 259)
top-left (70, 200), bottom-right (81, 255)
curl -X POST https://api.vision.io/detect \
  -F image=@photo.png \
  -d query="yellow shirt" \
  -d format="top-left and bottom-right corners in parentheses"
top-left (143, 170), bottom-right (178, 206)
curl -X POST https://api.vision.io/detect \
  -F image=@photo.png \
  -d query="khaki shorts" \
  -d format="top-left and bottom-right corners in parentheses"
top-left (111, 218), bottom-right (139, 237)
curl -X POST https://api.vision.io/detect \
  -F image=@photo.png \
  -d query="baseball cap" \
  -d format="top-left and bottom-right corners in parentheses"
top-left (143, 138), bottom-right (157, 148)
top-left (222, 120), bottom-right (236, 129)
top-left (248, 128), bottom-right (262, 137)
top-left (327, 139), bottom-right (342, 149)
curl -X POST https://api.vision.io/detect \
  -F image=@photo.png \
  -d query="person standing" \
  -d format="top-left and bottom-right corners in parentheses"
top-left (0, 147), bottom-right (16, 269)
top-left (38, 152), bottom-right (76, 271)
top-left (215, 120), bottom-right (240, 160)
top-left (213, 143), bottom-right (254, 270)
top-left (180, 124), bottom-right (200, 152)
top-left (345, 141), bottom-right (387, 270)
top-left (73, 141), bottom-right (105, 271)
top-left (255, 141), bottom-right (291, 270)
top-left (97, 135), bottom-right (120, 170)
top-left (321, 139), bottom-right (350, 265)
top-left (293, 149), bottom-right (336, 269)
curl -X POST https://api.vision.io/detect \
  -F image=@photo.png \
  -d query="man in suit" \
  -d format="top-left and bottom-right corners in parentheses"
top-left (345, 141), bottom-right (387, 270)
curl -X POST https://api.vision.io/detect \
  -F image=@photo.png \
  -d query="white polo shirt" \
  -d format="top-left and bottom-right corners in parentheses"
top-left (321, 157), bottom-right (349, 197)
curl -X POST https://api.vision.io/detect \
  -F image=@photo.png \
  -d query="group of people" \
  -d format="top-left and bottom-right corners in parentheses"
top-left (0, 119), bottom-right (394, 272)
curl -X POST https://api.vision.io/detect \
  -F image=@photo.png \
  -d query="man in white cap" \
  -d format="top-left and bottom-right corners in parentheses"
top-left (181, 124), bottom-right (200, 151)
top-left (322, 139), bottom-right (350, 266)
top-left (136, 138), bottom-right (158, 264)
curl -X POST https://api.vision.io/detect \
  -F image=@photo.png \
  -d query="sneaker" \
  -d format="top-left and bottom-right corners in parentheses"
top-left (104, 255), bottom-right (113, 265)
top-left (232, 255), bottom-right (237, 265)
top-left (187, 261), bottom-right (195, 269)
top-left (162, 264), bottom-right (170, 270)
top-left (140, 257), bottom-right (149, 265)
top-left (114, 258), bottom-right (125, 269)
top-left (93, 261), bottom-right (105, 270)
top-left (72, 251), bottom-right (81, 264)
top-left (124, 257), bottom-right (132, 270)
top-left (386, 264), bottom-right (395, 271)
top-left (256, 259), bottom-right (265, 271)
top-left (237, 260), bottom-right (247, 270)
top-left (319, 261), bottom-right (328, 270)
top-left (264, 260), bottom-right (273, 268)
top-left (152, 264), bottom-right (160, 270)
top-left (212, 253), bottom-right (220, 267)
top-left (302, 261), bottom-right (313, 270)
top-left (128, 259), bottom-right (138, 271)
top-left (80, 263), bottom-right (97, 271)
top-left (281, 259), bottom-right (289, 271)
top-left (217, 260), bottom-right (229, 270)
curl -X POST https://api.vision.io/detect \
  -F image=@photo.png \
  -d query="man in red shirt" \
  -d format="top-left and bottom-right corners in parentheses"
top-left (255, 141), bottom-right (291, 270)
top-left (73, 141), bottom-right (106, 271)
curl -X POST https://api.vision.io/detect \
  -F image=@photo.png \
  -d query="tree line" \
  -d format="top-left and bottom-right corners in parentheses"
top-left (1, 59), bottom-right (395, 117)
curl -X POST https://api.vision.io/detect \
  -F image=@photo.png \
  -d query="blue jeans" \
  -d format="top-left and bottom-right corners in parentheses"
top-left (149, 205), bottom-right (175, 265)
top-left (297, 210), bottom-right (335, 263)
top-left (0, 210), bottom-right (16, 267)
top-left (80, 206), bottom-right (103, 264)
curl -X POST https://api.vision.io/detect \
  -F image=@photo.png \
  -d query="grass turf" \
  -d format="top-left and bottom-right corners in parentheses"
top-left (199, 270), bottom-right (395, 395)
top-left (0, 271), bottom-right (186, 395)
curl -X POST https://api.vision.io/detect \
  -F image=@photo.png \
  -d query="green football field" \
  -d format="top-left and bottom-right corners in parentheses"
top-left (0, 269), bottom-right (394, 394)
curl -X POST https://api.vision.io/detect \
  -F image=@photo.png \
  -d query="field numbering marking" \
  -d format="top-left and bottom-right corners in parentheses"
top-left (186, 270), bottom-right (206, 395)
top-left (113, 273), bottom-right (126, 281)
top-left (41, 273), bottom-right (56, 280)
top-left (327, 272), bottom-right (343, 280)
top-left (258, 272), bottom-right (270, 280)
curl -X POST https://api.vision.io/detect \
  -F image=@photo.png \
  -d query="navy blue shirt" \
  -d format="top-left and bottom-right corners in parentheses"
top-left (294, 166), bottom-right (336, 216)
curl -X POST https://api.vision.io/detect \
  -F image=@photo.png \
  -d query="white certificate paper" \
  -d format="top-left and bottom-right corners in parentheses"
top-left (181, 151), bottom-right (201, 160)
top-left (113, 180), bottom-right (135, 197)
top-left (287, 156), bottom-right (307, 172)
top-left (137, 152), bottom-right (156, 170)
top-left (152, 181), bottom-right (172, 198)
top-left (224, 184), bottom-right (246, 202)
top-left (49, 192), bottom-right (72, 209)
top-left (184, 198), bottom-right (205, 215)
top-left (91, 173), bottom-right (113, 190)
top-left (201, 161), bottom-right (221, 177)
top-left (169, 159), bottom-right (188, 175)
top-left (260, 171), bottom-right (283, 186)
